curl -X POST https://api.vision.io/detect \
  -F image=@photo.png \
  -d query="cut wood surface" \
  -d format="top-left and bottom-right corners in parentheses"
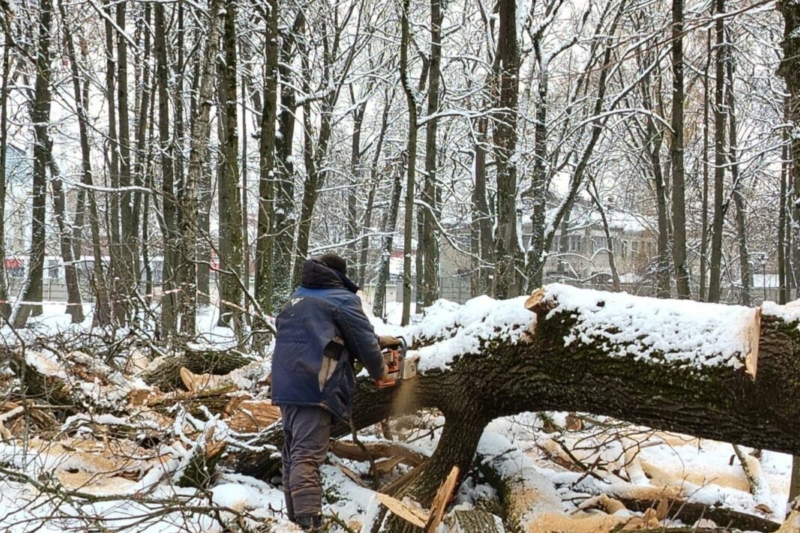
top-left (226, 399), bottom-right (281, 432)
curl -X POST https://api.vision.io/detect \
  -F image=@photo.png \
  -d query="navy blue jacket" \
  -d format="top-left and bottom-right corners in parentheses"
top-left (271, 259), bottom-right (385, 420)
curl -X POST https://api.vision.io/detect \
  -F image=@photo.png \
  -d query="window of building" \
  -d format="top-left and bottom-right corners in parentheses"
top-left (569, 235), bottom-right (582, 252)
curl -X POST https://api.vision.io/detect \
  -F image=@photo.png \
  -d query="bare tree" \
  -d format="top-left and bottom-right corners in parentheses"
top-left (492, 0), bottom-right (520, 299)
top-left (216, 0), bottom-right (243, 331)
top-left (708, 0), bottom-right (727, 303)
top-left (0, 31), bottom-right (12, 320)
top-left (670, 0), bottom-right (690, 298)
top-left (12, 0), bottom-right (53, 328)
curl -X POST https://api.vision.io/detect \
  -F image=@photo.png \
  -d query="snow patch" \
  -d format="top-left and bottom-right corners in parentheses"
top-left (544, 284), bottom-right (755, 369)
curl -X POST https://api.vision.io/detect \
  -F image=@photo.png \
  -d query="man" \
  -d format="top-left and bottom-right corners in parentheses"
top-left (271, 253), bottom-right (397, 531)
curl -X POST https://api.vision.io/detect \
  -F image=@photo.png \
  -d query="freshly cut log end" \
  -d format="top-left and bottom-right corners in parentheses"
top-left (226, 400), bottom-right (281, 433)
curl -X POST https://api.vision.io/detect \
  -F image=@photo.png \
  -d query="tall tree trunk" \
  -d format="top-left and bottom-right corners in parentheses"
top-left (726, 43), bottom-right (751, 306)
top-left (133, 2), bottom-right (153, 292)
top-left (104, 0), bottom-right (122, 319)
top-left (472, 117), bottom-right (493, 297)
top-left (194, 40), bottom-right (211, 307)
top-left (345, 93), bottom-right (366, 269)
top-left (155, 3), bottom-right (178, 335)
top-left (473, 116), bottom-right (492, 296)
top-left (399, 0), bottom-right (418, 325)
top-left (639, 66), bottom-right (670, 298)
top-left (254, 0), bottom-right (279, 340)
top-left (292, 96), bottom-right (332, 289)
top-left (588, 179), bottom-right (621, 291)
top-left (670, 0), bottom-right (690, 298)
top-left (0, 32), bottom-right (12, 319)
top-left (421, 0), bottom-right (442, 307)
top-left (779, 121), bottom-right (789, 305)
top-left (701, 29), bottom-right (712, 301)
top-left (526, 44), bottom-right (549, 292)
top-left (271, 12), bottom-right (304, 310)
top-left (357, 89), bottom-right (393, 287)
top-left (492, 0), bottom-right (520, 299)
top-left (708, 0), bottom-right (727, 303)
top-left (116, 0), bottom-right (136, 323)
top-left (12, 0), bottom-right (53, 328)
top-left (241, 73), bottom-right (249, 296)
top-left (181, 0), bottom-right (224, 335)
top-left (45, 141), bottom-right (84, 323)
top-left (59, 0), bottom-right (111, 323)
top-left (373, 159), bottom-right (404, 319)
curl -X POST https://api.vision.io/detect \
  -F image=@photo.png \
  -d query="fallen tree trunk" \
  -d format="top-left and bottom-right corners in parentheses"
top-left (229, 285), bottom-right (800, 528)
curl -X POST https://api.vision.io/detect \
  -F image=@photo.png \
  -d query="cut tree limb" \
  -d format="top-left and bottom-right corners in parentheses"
top-left (229, 285), bottom-right (800, 519)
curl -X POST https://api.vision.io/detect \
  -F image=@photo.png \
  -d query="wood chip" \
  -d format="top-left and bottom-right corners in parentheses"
top-left (372, 456), bottom-right (405, 476)
top-left (375, 492), bottom-right (429, 528)
top-left (426, 466), bottom-right (460, 533)
top-left (337, 464), bottom-right (368, 488)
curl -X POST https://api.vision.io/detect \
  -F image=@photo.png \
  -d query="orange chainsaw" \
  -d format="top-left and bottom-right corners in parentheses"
top-left (375, 337), bottom-right (416, 388)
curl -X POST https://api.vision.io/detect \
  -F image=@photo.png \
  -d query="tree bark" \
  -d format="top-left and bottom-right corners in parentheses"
top-left (492, 0), bottom-right (520, 299)
top-left (155, 2), bottom-right (178, 336)
top-left (399, 0), bottom-right (417, 325)
top-left (12, 0), bottom-right (53, 328)
top-left (671, 0), bottom-right (690, 298)
top-left (45, 141), bottom-right (84, 323)
top-left (373, 158), bottom-right (404, 319)
top-left (59, 1), bottom-right (111, 324)
top-left (104, 0), bottom-right (122, 321)
top-left (726, 42), bottom-right (751, 306)
top-left (701, 29), bottom-right (712, 301)
top-left (132, 1), bottom-right (153, 294)
top-left (216, 0), bottom-right (244, 333)
top-left (708, 0), bottom-right (727, 303)
top-left (0, 32), bottom-right (12, 319)
top-left (526, 40), bottom-right (549, 292)
top-left (254, 0), bottom-right (279, 343)
top-left (421, 0), bottom-right (442, 307)
top-left (638, 63), bottom-right (670, 298)
top-left (116, 0), bottom-right (136, 324)
top-left (357, 88), bottom-right (393, 288)
top-left (271, 11), bottom-right (304, 311)
top-left (345, 91), bottom-right (366, 269)
top-left (181, 0), bottom-right (224, 335)
top-left (472, 116), bottom-right (493, 296)
top-left (780, 112), bottom-right (789, 305)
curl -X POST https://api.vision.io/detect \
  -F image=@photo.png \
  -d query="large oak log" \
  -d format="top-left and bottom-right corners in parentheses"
top-left (229, 285), bottom-right (800, 527)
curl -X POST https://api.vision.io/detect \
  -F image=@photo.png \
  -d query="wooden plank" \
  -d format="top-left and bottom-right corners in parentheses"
top-left (375, 492), bottom-right (429, 528)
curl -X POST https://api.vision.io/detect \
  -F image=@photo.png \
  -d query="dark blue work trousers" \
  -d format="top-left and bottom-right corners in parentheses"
top-left (280, 404), bottom-right (332, 520)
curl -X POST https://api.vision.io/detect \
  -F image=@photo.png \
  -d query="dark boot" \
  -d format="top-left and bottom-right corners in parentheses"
top-left (295, 514), bottom-right (323, 531)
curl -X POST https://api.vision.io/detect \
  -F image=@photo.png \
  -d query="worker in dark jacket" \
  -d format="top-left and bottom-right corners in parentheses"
top-left (271, 253), bottom-right (395, 531)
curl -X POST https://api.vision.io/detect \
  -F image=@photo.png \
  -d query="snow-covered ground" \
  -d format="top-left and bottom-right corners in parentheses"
top-left (0, 296), bottom-right (794, 532)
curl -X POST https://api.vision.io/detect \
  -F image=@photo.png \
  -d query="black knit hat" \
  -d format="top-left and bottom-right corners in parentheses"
top-left (319, 253), bottom-right (347, 275)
